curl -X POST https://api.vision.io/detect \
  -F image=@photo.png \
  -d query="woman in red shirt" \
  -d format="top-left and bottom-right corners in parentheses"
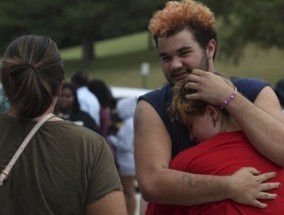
top-left (146, 81), bottom-right (284, 215)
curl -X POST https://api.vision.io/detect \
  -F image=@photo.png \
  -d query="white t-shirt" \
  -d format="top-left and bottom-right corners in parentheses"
top-left (76, 86), bottom-right (100, 126)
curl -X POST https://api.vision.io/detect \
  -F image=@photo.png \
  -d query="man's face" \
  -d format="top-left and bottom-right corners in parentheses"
top-left (157, 28), bottom-right (209, 85)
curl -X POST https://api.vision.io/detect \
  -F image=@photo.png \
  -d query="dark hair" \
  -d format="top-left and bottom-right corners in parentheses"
top-left (87, 79), bottom-right (113, 107)
top-left (61, 82), bottom-right (81, 112)
top-left (0, 35), bottom-right (64, 121)
top-left (70, 70), bottom-right (88, 88)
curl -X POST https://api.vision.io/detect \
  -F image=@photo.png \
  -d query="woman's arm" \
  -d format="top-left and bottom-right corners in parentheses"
top-left (86, 191), bottom-right (127, 215)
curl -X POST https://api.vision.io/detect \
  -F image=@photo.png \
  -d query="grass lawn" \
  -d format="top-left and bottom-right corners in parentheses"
top-left (61, 32), bottom-right (284, 89)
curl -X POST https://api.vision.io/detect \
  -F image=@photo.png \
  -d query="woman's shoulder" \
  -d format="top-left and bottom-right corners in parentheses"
top-left (45, 120), bottom-right (103, 143)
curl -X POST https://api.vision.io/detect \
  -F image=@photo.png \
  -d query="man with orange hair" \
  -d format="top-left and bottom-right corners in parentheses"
top-left (134, 0), bottom-right (284, 212)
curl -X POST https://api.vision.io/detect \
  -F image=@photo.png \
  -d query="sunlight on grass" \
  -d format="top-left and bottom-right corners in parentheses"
top-left (61, 31), bottom-right (150, 60)
top-left (96, 32), bottom-right (149, 57)
top-left (215, 43), bottom-right (284, 85)
top-left (61, 31), bottom-right (284, 89)
top-left (60, 47), bottom-right (81, 60)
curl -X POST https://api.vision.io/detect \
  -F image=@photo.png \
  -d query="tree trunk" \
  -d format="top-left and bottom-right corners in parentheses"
top-left (147, 31), bottom-right (154, 50)
top-left (82, 33), bottom-right (95, 68)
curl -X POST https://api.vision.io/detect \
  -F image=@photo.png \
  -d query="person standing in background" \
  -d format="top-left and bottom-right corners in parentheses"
top-left (108, 98), bottom-right (137, 215)
top-left (0, 82), bottom-right (10, 113)
top-left (87, 79), bottom-right (114, 138)
top-left (55, 82), bottom-right (100, 133)
top-left (71, 71), bottom-right (101, 126)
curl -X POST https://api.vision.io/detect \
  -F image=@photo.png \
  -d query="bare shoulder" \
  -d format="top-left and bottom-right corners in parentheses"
top-left (134, 100), bottom-right (163, 123)
top-left (134, 100), bottom-right (168, 134)
top-left (134, 100), bottom-right (156, 119)
top-left (254, 86), bottom-right (284, 121)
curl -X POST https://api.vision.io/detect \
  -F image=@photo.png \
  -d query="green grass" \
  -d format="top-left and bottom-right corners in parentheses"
top-left (61, 32), bottom-right (150, 60)
top-left (61, 32), bottom-right (284, 89)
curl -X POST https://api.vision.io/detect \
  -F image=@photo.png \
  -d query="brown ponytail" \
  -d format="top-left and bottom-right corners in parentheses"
top-left (1, 35), bottom-right (64, 121)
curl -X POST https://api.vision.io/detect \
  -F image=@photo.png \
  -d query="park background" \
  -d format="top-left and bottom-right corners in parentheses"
top-left (0, 0), bottom-right (284, 90)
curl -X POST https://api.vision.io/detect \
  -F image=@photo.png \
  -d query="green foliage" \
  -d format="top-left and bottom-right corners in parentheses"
top-left (0, 0), bottom-right (283, 65)
top-left (0, 0), bottom-right (165, 55)
top-left (202, 0), bottom-right (284, 63)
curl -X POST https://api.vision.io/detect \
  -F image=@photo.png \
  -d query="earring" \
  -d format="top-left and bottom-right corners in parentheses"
top-left (213, 119), bottom-right (216, 128)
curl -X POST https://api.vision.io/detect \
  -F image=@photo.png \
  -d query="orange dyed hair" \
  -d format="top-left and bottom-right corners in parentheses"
top-left (149, 0), bottom-right (217, 50)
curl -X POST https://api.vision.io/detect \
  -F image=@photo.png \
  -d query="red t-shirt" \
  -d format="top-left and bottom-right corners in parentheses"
top-left (146, 131), bottom-right (284, 215)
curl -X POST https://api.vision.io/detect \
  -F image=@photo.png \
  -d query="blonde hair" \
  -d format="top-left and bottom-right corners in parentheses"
top-left (169, 75), bottom-right (232, 125)
top-left (169, 81), bottom-right (207, 125)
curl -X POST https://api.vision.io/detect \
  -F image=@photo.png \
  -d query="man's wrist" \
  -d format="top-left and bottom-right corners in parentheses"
top-left (219, 175), bottom-right (233, 200)
top-left (220, 87), bottom-right (238, 109)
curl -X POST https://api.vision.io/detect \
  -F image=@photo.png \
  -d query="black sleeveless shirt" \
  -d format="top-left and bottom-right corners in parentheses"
top-left (139, 78), bottom-right (269, 158)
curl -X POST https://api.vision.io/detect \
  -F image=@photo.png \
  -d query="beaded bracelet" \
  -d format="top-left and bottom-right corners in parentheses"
top-left (220, 87), bottom-right (238, 109)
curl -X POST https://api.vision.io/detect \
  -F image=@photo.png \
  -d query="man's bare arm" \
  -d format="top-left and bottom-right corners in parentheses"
top-left (134, 100), bottom-right (279, 208)
top-left (226, 86), bottom-right (284, 166)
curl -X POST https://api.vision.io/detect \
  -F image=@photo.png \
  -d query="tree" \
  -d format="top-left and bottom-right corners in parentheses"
top-left (201, 0), bottom-right (284, 62)
top-left (2, 0), bottom-right (282, 64)
top-left (0, 0), bottom-right (120, 64)
top-left (0, 0), bottom-right (166, 65)
top-left (100, 0), bottom-right (167, 50)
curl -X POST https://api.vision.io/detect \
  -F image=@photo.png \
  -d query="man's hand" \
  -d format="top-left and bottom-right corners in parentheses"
top-left (226, 167), bottom-right (280, 208)
top-left (185, 69), bottom-right (234, 105)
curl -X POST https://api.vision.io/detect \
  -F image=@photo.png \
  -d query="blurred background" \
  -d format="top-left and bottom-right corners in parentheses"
top-left (0, 0), bottom-right (284, 90)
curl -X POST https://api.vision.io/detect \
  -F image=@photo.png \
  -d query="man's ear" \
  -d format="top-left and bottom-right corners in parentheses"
top-left (207, 104), bottom-right (219, 121)
top-left (206, 39), bottom-right (216, 60)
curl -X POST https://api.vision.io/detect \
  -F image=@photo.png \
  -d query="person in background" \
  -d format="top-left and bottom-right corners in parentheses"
top-left (87, 79), bottom-right (113, 138)
top-left (146, 80), bottom-right (284, 215)
top-left (0, 82), bottom-right (10, 113)
top-left (0, 34), bottom-right (127, 215)
top-left (108, 98), bottom-right (137, 215)
top-left (134, 0), bottom-right (284, 212)
top-left (55, 82), bottom-right (100, 133)
top-left (274, 78), bottom-right (284, 112)
top-left (71, 71), bottom-right (101, 126)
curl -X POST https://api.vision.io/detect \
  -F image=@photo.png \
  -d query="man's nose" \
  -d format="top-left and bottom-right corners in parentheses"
top-left (170, 56), bottom-right (182, 70)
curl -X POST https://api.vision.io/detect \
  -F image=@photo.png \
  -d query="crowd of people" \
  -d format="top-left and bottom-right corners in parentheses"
top-left (56, 72), bottom-right (138, 215)
top-left (1, 0), bottom-right (284, 215)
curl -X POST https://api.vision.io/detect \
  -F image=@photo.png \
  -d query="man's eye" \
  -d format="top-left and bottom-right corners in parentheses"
top-left (161, 56), bottom-right (170, 61)
top-left (180, 51), bottom-right (190, 56)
